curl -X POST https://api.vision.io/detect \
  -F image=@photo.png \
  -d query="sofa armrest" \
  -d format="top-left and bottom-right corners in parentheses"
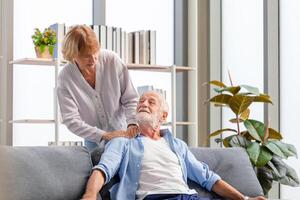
top-left (188, 147), bottom-right (264, 198)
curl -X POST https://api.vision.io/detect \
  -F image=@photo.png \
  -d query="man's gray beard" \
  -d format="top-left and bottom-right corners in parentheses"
top-left (136, 112), bottom-right (159, 129)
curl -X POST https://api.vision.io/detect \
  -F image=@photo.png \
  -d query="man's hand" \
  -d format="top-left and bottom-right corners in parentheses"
top-left (249, 197), bottom-right (266, 200)
top-left (81, 170), bottom-right (104, 200)
top-left (212, 180), bottom-right (266, 200)
top-left (80, 193), bottom-right (97, 200)
top-left (102, 125), bottom-right (139, 141)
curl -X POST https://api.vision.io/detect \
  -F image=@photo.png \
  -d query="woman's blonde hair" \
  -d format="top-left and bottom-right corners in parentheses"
top-left (62, 25), bottom-right (100, 62)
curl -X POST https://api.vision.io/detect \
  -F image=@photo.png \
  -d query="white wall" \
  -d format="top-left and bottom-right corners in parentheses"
top-left (280, 0), bottom-right (300, 198)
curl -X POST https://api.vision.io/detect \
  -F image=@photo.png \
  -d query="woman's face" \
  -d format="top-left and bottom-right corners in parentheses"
top-left (74, 51), bottom-right (99, 70)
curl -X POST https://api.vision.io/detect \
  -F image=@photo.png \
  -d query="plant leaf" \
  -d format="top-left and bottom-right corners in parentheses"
top-left (246, 142), bottom-right (260, 165)
top-left (228, 95), bottom-right (254, 115)
top-left (240, 85), bottom-right (260, 95)
top-left (272, 140), bottom-right (298, 158)
top-left (215, 138), bottom-right (223, 143)
top-left (228, 135), bottom-right (250, 148)
top-left (278, 163), bottom-right (300, 186)
top-left (285, 143), bottom-right (298, 159)
top-left (264, 141), bottom-right (287, 159)
top-left (229, 118), bottom-right (245, 123)
top-left (214, 86), bottom-right (241, 95)
top-left (240, 108), bottom-right (250, 120)
top-left (256, 146), bottom-right (273, 167)
top-left (241, 131), bottom-right (257, 141)
top-left (257, 166), bottom-right (273, 195)
top-left (229, 109), bottom-right (250, 123)
top-left (208, 128), bottom-right (237, 138)
top-left (253, 94), bottom-right (273, 104)
top-left (268, 128), bottom-right (283, 140)
top-left (271, 156), bottom-right (299, 186)
top-left (222, 135), bottom-right (234, 147)
top-left (244, 119), bottom-right (265, 142)
top-left (267, 160), bottom-right (283, 179)
top-left (207, 80), bottom-right (226, 88)
top-left (209, 94), bottom-right (232, 105)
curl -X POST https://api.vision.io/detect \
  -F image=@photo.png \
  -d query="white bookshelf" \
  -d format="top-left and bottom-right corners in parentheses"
top-left (10, 58), bottom-right (197, 145)
top-left (9, 119), bottom-right (55, 124)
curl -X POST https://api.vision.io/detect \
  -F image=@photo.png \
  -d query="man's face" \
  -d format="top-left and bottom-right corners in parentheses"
top-left (136, 92), bottom-right (163, 128)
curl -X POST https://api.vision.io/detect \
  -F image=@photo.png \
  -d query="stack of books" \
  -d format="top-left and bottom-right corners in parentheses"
top-left (50, 23), bottom-right (156, 65)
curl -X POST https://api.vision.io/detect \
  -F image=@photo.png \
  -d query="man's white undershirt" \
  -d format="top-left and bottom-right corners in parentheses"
top-left (136, 137), bottom-right (196, 200)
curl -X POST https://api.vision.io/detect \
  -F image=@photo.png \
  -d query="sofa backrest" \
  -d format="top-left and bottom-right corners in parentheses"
top-left (0, 146), bottom-right (92, 200)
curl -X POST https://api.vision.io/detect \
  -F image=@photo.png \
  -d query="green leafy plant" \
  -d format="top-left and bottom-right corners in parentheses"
top-left (31, 27), bottom-right (56, 55)
top-left (207, 77), bottom-right (299, 195)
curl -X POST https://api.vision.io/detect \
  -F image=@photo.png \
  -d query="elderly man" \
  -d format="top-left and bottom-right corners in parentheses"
top-left (82, 91), bottom-right (265, 200)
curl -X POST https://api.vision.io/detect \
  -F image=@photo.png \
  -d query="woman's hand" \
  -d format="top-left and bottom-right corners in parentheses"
top-left (126, 124), bottom-right (139, 138)
top-left (102, 125), bottom-right (139, 141)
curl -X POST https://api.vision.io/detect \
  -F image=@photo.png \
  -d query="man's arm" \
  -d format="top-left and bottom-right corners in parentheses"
top-left (212, 180), bottom-right (266, 200)
top-left (81, 170), bottom-right (105, 200)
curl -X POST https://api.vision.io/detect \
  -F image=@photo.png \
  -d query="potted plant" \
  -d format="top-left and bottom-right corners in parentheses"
top-left (31, 27), bottom-right (56, 58)
top-left (207, 76), bottom-right (299, 195)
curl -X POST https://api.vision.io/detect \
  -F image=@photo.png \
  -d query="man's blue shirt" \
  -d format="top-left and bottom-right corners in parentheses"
top-left (93, 129), bottom-right (221, 200)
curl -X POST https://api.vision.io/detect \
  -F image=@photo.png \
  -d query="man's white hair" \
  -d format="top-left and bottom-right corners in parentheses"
top-left (142, 91), bottom-right (169, 113)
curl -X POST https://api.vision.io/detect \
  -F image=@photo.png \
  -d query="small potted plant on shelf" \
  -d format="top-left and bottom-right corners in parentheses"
top-left (31, 27), bottom-right (56, 59)
top-left (206, 74), bottom-right (299, 195)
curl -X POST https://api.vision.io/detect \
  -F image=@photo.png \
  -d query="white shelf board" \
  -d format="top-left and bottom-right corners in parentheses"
top-left (176, 121), bottom-right (196, 125)
top-left (162, 121), bottom-right (196, 126)
top-left (9, 119), bottom-right (55, 124)
top-left (10, 58), bottom-right (66, 66)
top-left (127, 63), bottom-right (195, 72)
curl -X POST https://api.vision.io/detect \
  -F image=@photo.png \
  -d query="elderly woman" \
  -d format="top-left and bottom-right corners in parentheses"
top-left (57, 25), bottom-right (138, 151)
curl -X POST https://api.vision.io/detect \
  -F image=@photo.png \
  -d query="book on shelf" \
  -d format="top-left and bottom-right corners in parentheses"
top-left (133, 31), bottom-right (140, 64)
top-left (99, 25), bottom-right (107, 49)
top-left (121, 31), bottom-right (127, 62)
top-left (91, 25), bottom-right (100, 42)
top-left (149, 30), bottom-right (156, 65)
top-left (106, 26), bottom-right (113, 51)
top-left (49, 23), bottom-right (157, 65)
top-left (127, 32), bottom-right (134, 64)
top-left (49, 23), bottom-right (65, 60)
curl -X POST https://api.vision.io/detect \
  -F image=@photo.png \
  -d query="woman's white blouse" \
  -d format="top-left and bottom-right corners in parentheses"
top-left (57, 50), bottom-right (138, 143)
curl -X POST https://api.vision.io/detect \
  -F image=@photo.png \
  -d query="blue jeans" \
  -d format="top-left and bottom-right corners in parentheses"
top-left (144, 194), bottom-right (211, 200)
top-left (84, 140), bottom-right (99, 152)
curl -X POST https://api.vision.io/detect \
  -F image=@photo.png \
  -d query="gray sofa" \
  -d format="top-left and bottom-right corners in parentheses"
top-left (0, 146), bottom-right (263, 200)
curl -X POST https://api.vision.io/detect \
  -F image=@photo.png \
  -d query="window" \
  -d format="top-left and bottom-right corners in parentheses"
top-left (222, 0), bottom-right (264, 133)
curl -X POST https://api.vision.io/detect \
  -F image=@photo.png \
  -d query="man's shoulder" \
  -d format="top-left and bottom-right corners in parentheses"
top-left (173, 137), bottom-right (188, 149)
top-left (106, 137), bottom-right (131, 147)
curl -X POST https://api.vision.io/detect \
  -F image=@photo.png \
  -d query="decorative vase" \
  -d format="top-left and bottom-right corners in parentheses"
top-left (34, 46), bottom-right (53, 59)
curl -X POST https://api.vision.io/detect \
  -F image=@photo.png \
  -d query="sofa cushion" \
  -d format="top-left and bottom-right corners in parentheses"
top-left (91, 147), bottom-right (263, 200)
top-left (189, 147), bottom-right (264, 198)
top-left (0, 146), bottom-right (92, 200)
